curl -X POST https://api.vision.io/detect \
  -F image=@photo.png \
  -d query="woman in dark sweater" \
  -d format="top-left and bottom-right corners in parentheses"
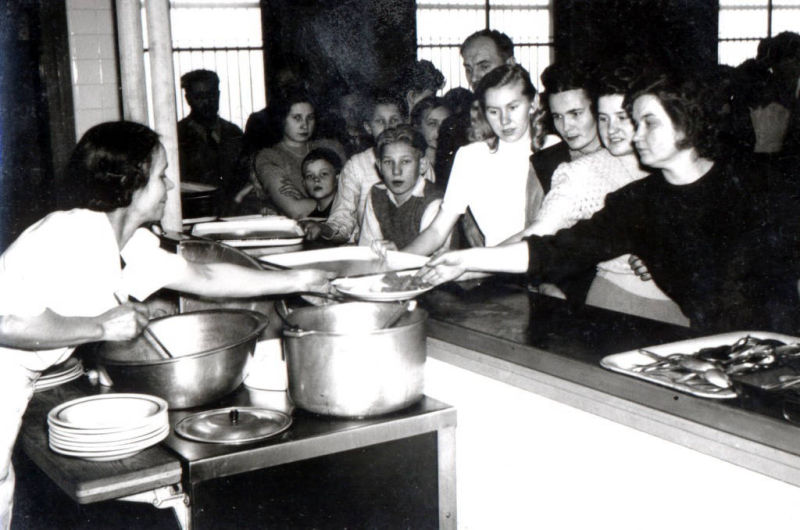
top-left (419, 71), bottom-right (800, 333)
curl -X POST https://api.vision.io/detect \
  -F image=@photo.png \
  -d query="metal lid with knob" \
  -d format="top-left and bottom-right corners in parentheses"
top-left (174, 406), bottom-right (292, 444)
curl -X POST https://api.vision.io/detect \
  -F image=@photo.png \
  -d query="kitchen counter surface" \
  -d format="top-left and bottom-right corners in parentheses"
top-left (420, 279), bottom-right (800, 485)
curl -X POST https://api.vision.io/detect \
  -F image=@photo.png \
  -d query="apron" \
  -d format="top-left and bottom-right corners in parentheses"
top-left (0, 365), bottom-right (38, 529)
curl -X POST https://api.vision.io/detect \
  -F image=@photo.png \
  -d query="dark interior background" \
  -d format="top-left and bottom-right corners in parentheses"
top-left (0, 0), bottom-right (722, 251)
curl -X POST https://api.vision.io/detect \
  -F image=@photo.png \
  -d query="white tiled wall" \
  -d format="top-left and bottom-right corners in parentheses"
top-left (66, 0), bottom-right (120, 139)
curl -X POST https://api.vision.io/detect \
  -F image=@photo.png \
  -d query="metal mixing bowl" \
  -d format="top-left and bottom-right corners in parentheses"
top-left (94, 309), bottom-right (268, 409)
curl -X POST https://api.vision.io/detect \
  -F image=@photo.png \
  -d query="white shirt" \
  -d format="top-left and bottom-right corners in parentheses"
top-left (440, 133), bottom-right (532, 246)
top-left (0, 209), bottom-right (188, 372)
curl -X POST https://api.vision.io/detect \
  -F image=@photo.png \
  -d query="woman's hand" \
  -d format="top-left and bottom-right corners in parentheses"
top-left (628, 255), bottom-right (652, 282)
top-left (370, 239), bottom-right (398, 261)
top-left (418, 250), bottom-right (471, 286)
top-left (294, 269), bottom-right (335, 294)
top-left (300, 220), bottom-right (323, 240)
top-left (97, 302), bottom-right (150, 341)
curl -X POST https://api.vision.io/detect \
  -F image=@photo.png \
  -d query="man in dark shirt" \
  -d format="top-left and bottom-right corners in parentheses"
top-left (177, 69), bottom-right (246, 216)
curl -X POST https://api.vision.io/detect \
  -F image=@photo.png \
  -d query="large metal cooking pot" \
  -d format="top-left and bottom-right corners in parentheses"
top-left (94, 309), bottom-right (267, 409)
top-left (280, 301), bottom-right (427, 418)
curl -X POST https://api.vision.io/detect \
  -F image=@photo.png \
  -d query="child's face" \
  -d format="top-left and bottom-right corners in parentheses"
top-left (421, 105), bottom-right (452, 149)
top-left (364, 104), bottom-right (403, 140)
top-left (378, 142), bottom-right (424, 199)
top-left (302, 159), bottom-right (338, 201)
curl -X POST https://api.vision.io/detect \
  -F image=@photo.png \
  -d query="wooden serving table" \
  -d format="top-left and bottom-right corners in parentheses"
top-left (20, 381), bottom-right (456, 529)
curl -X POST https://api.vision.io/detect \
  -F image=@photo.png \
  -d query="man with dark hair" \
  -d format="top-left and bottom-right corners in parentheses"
top-left (532, 61), bottom-right (602, 195)
top-left (177, 69), bottom-right (247, 216)
top-left (435, 29), bottom-right (515, 188)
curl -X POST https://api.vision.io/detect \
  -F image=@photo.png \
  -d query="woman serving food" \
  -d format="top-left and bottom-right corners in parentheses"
top-left (418, 69), bottom-right (800, 334)
top-left (0, 121), bottom-right (331, 528)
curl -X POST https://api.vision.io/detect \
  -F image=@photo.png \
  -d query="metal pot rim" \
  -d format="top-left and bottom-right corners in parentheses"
top-left (282, 307), bottom-right (427, 338)
top-left (98, 309), bottom-right (268, 366)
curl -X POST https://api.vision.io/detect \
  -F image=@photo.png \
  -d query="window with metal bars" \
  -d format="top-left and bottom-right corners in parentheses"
top-left (416, 0), bottom-right (553, 93)
top-left (142, 0), bottom-right (266, 130)
top-left (719, 0), bottom-right (800, 66)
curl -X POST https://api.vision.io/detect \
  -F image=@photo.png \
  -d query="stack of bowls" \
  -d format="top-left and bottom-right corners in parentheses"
top-left (48, 393), bottom-right (169, 461)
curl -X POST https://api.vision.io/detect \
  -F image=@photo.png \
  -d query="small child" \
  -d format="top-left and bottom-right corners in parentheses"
top-left (301, 148), bottom-right (342, 219)
top-left (304, 93), bottom-right (437, 242)
top-left (359, 125), bottom-right (444, 251)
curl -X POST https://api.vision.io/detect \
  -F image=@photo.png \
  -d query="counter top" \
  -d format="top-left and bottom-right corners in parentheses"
top-left (420, 279), bottom-right (800, 483)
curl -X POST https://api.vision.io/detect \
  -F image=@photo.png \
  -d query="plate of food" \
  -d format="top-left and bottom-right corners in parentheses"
top-left (332, 270), bottom-right (434, 301)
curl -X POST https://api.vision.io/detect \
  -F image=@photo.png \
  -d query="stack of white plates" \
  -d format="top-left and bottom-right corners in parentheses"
top-left (48, 393), bottom-right (169, 462)
top-left (35, 357), bottom-right (84, 392)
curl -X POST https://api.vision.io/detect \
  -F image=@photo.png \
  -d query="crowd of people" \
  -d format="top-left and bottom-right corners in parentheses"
top-left (174, 28), bottom-right (800, 336)
top-left (1, 27), bottom-right (800, 527)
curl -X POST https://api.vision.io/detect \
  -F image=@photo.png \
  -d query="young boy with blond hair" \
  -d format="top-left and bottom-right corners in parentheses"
top-left (359, 125), bottom-right (444, 250)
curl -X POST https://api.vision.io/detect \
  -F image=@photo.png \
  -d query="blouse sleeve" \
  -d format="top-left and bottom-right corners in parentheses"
top-left (526, 186), bottom-right (636, 285)
top-left (529, 162), bottom-right (585, 236)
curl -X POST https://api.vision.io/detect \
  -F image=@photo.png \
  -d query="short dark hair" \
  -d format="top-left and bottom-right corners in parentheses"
top-left (541, 61), bottom-right (593, 95)
top-left (756, 31), bottom-right (800, 66)
top-left (592, 59), bottom-right (640, 107)
top-left (365, 92), bottom-right (407, 123)
top-left (301, 147), bottom-right (343, 175)
top-left (541, 61), bottom-right (596, 116)
top-left (625, 70), bottom-right (723, 160)
top-left (406, 60), bottom-right (445, 93)
top-left (180, 69), bottom-right (219, 90)
top-left (410, 96), bottom-right (452, 129)
top-left (375, 124), bottom-right (427, 159)
top-left (64, 121), bottom-right (161, 211)
top-left (269, 85), bottom-right (316, 136)
top-left (475, 64), bottom-right (537, 113)
top-left (460, 30), bottom-right (514, 61)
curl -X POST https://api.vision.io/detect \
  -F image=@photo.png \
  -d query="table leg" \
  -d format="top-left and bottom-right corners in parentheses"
top-left (118, 484), bottom-right (191, 530)
top-left (437, 425), bottom-right (457, 530)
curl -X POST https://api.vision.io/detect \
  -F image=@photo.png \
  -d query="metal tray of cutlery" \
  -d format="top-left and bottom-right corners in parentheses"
top-left (600, 331), bottom-right (800, 399)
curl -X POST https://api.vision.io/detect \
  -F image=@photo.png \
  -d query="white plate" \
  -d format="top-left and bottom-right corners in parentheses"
top-left (332, 270), bottom-right (432, 302)
top-left (49, 427), bottom-right (169, 461)
top-left (191, 217), bottom-right (303, 238)
top-left (50, 425), bottom-right (169, 450)
top-left (48, 393), bottom-right (168, 430)
top-left (221, 237), bottom-right (304, 248)
top-left (35, 370), bottom-right (83, 392)
top-left (600, 331), bottom-right (800, 399)
top-left (49, 420), bottom-right (168, 442)
top-left (259, 247), bottom-right (427, 276)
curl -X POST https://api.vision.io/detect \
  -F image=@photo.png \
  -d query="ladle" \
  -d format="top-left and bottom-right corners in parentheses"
top-left (379, 300), bottom-right (417, 329)
top-left (113, 294), bottom-right (174, 359)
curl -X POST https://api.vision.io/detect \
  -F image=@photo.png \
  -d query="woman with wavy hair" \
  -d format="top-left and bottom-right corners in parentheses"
top-left (420, 68), bottom-right (800, 333)
top-left (0, 121), bottom-right (331, 526)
